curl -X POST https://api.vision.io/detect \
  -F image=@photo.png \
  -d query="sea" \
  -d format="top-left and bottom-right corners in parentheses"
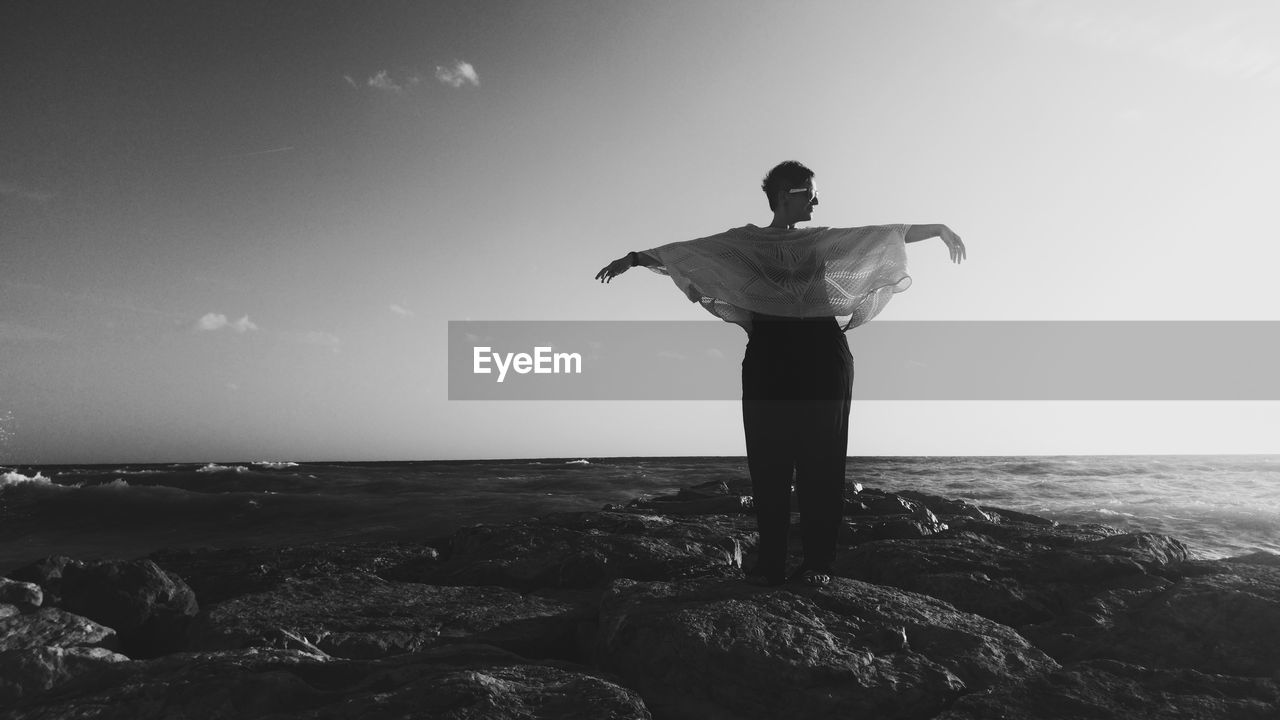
top-left (2, 456), bottom-right (1278, 572)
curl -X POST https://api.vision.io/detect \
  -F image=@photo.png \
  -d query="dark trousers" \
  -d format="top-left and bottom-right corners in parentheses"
top-left (741, 315), bottom-right (853, 576)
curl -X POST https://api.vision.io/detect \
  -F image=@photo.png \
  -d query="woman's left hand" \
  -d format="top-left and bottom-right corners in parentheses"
top-left (939, 226), bottom-right (966, 264)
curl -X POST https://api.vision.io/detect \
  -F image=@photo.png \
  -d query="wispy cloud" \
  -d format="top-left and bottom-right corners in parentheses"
top-left (435, 60), bottom-right (480, 88)
top-left (389, 303), bottom-right (415, 318)
top-left (0, 180), bottom-right (54, 203)
top-left (368, 70), bottom-right (404, 93)
top-left (351, 65), bottom-right (471, 94)
top-left (197, 313), bottom-right (259, 333)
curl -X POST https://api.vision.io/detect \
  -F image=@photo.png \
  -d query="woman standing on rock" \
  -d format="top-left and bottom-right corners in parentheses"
top-left (596, 161), bottom-right (965, 587)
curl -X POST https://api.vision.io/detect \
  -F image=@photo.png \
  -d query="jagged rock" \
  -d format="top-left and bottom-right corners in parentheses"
top-left (283, 646), bottom-right (653, 720)
top-left (844, 505), bottom-right (949, 545)
top-left (0, 577), bottom-right (43, 611)
top-left (1033, 532), bottom-right (1189, 582)
top-left (56, 558), bottom-right (199, 658)
top-left (938, 659), bottom-right (1280, 719)
top-left (0, 646), bottom-right (130, 706)
top-left (188, 573), bottom-right (588, 661)
top-left (148, 541), bottom-right (443, 604)
top-left (836, 534), bottom-right (1058, 626)
top-left (983, 506), bottom-right (1059, 526)
top-left (873, 494), bottom-right (919, 515)
top-left (7, 556), bottom-right (85, 607)
top-left (427, 511), bottom-right (750, 590)
top-left (834, 528), bottom-right (1186, 629)
top-left (0, 608), bottom-right (118, 652)
top-left (1022, 558), bottom-right (1280, 677)
top-left (593, 576), bottom-right (1057, 720)
top-left (896, 490), bottom-right (995, 523)
top-left (5, 645), bottom-right (651, 720)
top-left (4, 647), bottom-right (336, 719)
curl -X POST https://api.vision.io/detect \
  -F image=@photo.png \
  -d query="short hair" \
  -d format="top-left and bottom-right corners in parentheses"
top-left (761, 160), bottom-right (815, 211)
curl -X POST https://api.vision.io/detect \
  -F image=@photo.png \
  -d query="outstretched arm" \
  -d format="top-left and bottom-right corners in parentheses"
top-left (905, 224), bottom-right (966, 263)
top-left (595, 251), bottom-right (660, 283)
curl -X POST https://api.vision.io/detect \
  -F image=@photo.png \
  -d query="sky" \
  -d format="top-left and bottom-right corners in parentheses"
top-left (2, 0), bottom-right (1279, 464)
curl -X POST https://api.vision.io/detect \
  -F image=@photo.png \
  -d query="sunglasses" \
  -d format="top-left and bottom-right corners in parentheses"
top-left (787, 187), bottom-right (819, 204)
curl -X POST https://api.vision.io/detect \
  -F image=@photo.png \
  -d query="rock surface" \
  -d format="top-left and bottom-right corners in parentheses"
top-left (16, 558), bottom-right (199, 658)
top-left (594, 576), bottom-right (1056, 720)
top-left (188, 573), bottom-right (589, 661)
top-left (938, 659), bottom-right (1280, 720)
top-left (0, 646), bottom-right (130, 706)
top-left (4, 481), bottom-right (1280, 719)
top-left (1021, 557), bottom-right (1280, 677)
top-left (0, 608), bottom-right (118, 653)
top-left (0, 578), bottom-right (42, 612)
top-left (148, 541), bottom-right (444, 605)
top-left (2, 645), bottom-right (651, 720)
top-left (7, 555), bottom-right (84, 607)
top-left (423, 511), bottom-right (752, 590)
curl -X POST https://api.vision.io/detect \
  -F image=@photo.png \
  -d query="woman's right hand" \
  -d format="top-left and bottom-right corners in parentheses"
top-left (595, 257), bottom-right (633, 283)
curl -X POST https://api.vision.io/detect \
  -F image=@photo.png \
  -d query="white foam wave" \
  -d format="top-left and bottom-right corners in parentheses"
top-left (565, 459), bottom-right (591, 465)
top-left (252, 461), bottom-right (299, 469)
top-left (196, 463), bottom-right (250, 474)
top-left (1, 469), bottom-right (53, 489)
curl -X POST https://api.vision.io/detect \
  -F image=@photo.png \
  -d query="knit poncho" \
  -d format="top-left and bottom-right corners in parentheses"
top-left (645, 224), bottom-right (911, 332)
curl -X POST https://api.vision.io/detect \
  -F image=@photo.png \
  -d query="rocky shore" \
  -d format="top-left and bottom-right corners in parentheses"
top-left (2, 479), bottom-right (1278, 719)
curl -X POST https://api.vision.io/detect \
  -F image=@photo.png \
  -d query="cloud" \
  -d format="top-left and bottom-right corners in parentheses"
top-left (352, 65), bottom-right (476, 94)
top-left (368, 70), bottom-right (404, 93)
top-left (389, 304), bottom-right (415, 318)
top-left (197, 313), bottom-right (259, 333)
top-left (434, 60), bottom-right (480, 88)
top-left (230, 316), bottom-right (259, 332)
top-left (0, 181), bottom-right (54, 203)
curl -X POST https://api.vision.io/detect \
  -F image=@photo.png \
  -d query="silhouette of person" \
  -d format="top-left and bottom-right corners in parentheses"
top-left (596, 160), bottom-right (965, 586)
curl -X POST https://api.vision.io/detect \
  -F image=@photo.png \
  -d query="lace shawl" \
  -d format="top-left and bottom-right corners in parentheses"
top-left (645, 224), bottom-right (912, 332)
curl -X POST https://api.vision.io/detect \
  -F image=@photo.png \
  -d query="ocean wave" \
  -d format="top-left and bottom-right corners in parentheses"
top-left (196, 463), bottom-right (250, 474)
top-left (565, 459), bottom-right (591, 465)
top-left (253, 461), bottom-right (299, 469)
top-left (1, 469), bottom-right (53, 489)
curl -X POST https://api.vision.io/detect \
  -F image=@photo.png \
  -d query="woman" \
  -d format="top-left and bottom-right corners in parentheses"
top-left (595, 161), bottom-right (965, 587)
